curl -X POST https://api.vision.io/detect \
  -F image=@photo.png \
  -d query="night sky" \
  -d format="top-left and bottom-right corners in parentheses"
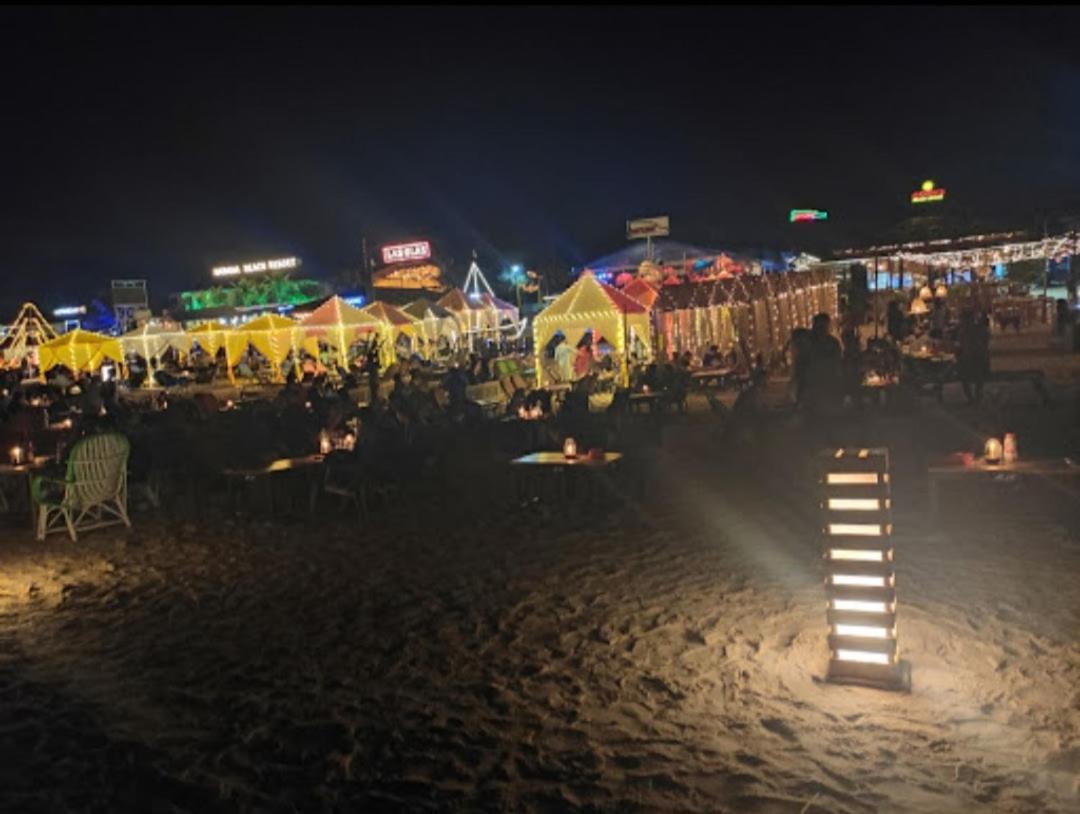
top-left (2, 6), bottom-right (1079, 308)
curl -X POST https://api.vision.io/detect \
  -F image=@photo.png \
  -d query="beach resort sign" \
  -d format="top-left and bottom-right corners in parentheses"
top-left (212, 256), bottom-right (300, 278)
top-left (626, 215), bottom-right (670, 240)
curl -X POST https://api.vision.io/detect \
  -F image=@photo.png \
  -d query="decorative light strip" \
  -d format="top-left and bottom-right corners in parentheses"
top-left (826, 473), bottom-right (883, 485)
top-left (836, 649), bottom-right (891, 665)
top-left (829, 549), bottom-right (886, 562)
top-left (831, 574), bottom-right (889, 587)
top-left (828, 523), bottom-right (883, 536)
top-left (827, 498), bottom-right (883, 511)
top-left (831, 599), bottom-right (892, 613)
top-left (834, 624), bottom-right (891, 639)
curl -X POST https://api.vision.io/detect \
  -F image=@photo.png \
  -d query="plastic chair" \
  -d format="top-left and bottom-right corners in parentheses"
top-left (32, 433), bottom-right (131, 541)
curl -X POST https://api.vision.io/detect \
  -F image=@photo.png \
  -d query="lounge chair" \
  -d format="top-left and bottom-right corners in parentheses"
top-left (32, 433), bottom-right (131, 541)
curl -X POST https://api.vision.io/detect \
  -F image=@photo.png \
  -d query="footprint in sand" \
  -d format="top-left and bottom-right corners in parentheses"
top-left (760, 717), bottom-right (798, 742)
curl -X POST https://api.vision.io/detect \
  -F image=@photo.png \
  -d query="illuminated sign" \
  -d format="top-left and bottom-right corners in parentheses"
top-left (627, 216), bottom-right (670, 240)
top-left (911, 179), bottom-right (945, 204)
top-left (53, 306), bottom-right (87, 317)
top-left (372, 263), bottom-right (443, 290)
top-left (790, 209), bottom-right (829, 223)
top-left (381, 241), bottom-right (432, 265)
top-left (212, 256), bottom-right (299, 278)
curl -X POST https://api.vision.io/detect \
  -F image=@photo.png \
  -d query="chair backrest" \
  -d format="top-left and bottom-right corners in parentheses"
top-left (65, 433), bottom-right (130, 507)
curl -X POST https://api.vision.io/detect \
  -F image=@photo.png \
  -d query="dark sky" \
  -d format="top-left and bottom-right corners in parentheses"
top-left (2, 6), bottom-right (1079, 307)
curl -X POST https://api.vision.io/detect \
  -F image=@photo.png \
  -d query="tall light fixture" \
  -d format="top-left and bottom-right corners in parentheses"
top-left (822, 448), bottom-right (909, 690)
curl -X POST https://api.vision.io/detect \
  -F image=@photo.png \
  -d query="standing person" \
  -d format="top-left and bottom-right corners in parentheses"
top-left (957, 309), bottom-right (990, 404)
top-left (573, 341), bottom-right (592, 380)
top-left (886, 300), bottom-right (906, 343)
top-left (804, 313), bottom-right (843, 419)
top-left (362, 339), bottom-right (381, 406)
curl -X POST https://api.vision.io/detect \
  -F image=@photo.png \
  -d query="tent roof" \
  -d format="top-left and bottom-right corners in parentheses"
top-left (402, 298), bottom-right (454, 320)
top-left (41, 328), bottom-right (113, 348)
top-left (240, 313), bottom-right (297, 331)
top-left (480, 293), bottom-right (518, 314)
top-left (0, 302), bottom-right (57, 351)
top-left (361, 301), bottom-right (416, 327)
top-left (536, 273), bottom-right (647, 324)
top-left (581, 240), bottom-right (738, 273)
top-left (121, 321), bottom-right (185, 338)
top-left (621, 278), bottom-right (659, 310)
top-left (300, 295), bottom-right (381, 328)
top-left (436, 288), bottom-right (478, 313)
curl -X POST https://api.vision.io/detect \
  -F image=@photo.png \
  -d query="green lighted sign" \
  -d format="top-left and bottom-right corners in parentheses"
top-left (790, 209), bottom-right (829, 223)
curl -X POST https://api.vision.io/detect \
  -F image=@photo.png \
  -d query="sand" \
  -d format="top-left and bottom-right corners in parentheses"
top-left (0, 328), bottom-right (1077, 813)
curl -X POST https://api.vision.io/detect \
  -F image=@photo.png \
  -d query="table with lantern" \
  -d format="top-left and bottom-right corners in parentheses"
top-left (0, 455), bottom-right (53, 529)
top-left (222, 454), bottom-right (326, 518)
top-left (510, 449), bottom-right (623, 509)
top-left (927, 454), bottom-right (1080, 523)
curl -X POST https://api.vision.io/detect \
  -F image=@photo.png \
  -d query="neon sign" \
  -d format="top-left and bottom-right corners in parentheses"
top-left (911, 180), bottom-right (945, 204)
top-left (212, 257), bottom-right (299, 278)
top-left (790, 209), bottom-right (828, 223)
top-left (381, 241), bottom-right (432, 265)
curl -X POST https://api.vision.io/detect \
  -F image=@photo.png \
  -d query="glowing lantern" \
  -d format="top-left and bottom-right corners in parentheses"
top-left (342, 432), bottom-right (356, 451)
top-left (909, 298), bottom-right (928, 316)
top-left (821, 448), bottom-right (907, 690)
top-left (1003, 433), bottom-right (1017, 464)
top-left (919, 285), bottom-right (933, 302)
top-left (934, 283), bottom-right (947, 299)
top-left (984, 437), bottom-right (1003, 464)
top-left (9, 446), bottom-right (23, 466)
top-left (319, 430), bottom-right (332, 455)
top-left (563, 437), bottom-right (578, 459)
top-left (517, 405), bottom-right (529, 420)
top-left (642, 384), bottom-right (651, 394)
top-left (529, 405), bottom-right (542, 419)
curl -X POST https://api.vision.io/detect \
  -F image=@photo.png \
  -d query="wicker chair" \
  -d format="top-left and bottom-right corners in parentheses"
top-left (32, 433), bottom-right (131, 541)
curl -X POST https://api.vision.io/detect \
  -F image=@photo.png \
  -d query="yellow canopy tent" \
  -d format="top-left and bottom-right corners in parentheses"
top-left (402, 298), bottom-right (460, 354)
top-left (119, 322), bottom-right (193, 386)
top-left (38, 329), bottom-right (124, 374)
top-left (299, 296), bottom-right (382, 363)
top-left (188, 322), bottom-right (228, 356)
top-left (533, 272), bottom-right (653, 387)
top-left (226, 314), bottom-right (317, 381)
top-left (437, 288), bottom-right (482, 336)
top-left (359, 302), bottom-right (420, 369)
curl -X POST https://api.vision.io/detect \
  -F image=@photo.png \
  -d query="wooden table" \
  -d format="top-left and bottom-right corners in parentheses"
top-left (222, 454), bottom-right (326, 517)
top-left (510, 451), bottom-right (623, 508)
top-left (0, 456), bottom-right (53, 529)
top-left (927, 457), bottom-right (1080, 521)
top-left (691, 367), bottom-right (737, 389)
top-left (628, 392), bottom-right (663, 414)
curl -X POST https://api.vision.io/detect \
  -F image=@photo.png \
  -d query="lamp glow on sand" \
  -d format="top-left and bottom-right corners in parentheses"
top-left (821, 448), bottom-right (909, 691)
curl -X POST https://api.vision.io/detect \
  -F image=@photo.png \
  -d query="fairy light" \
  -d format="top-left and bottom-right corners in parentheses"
top-left (821, 448), bottom-right (906, 689)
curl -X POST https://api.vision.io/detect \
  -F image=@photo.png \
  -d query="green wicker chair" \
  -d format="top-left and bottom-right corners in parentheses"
top-left (32, 433), bottom-right (131, 541)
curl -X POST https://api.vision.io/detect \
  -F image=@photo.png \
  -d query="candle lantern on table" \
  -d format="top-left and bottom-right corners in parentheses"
top-left (984, 437), bottom-right (1003, 464)
top-left (319, 430), bottom-right (332, 455)
top-left (562, 437), bottom-right (578, 459)
top-left (1002, 433), bottom-right (1017, 464)
top-left (820, 448), bottom-right (907, 690)
top-left (9, 446), bottom-right (23, 466)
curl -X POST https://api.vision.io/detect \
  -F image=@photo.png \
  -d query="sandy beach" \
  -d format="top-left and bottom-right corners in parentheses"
top-left (0, 331), bottom-right (1077, 813)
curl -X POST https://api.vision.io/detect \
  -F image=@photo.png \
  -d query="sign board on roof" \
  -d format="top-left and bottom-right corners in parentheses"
top-left (380, 241), bottom-right (432, 265)
top-left (789, 209), bottom-right (829, 223)
top-left (212, 257), bottom-right (299, 278)
top-left (911, 179), bottom-right (946, 204)
top-left (626, 216), bottom-right (670, 240)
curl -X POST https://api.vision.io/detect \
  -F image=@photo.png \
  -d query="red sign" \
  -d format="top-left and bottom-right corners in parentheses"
top-left (911, 188), bottom-right (945, 204)
top-left (381, 241), bottom-right (432, 265)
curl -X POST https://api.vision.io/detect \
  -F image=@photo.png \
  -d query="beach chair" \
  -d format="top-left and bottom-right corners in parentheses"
top-left (32, 433), bottom-right (131, 541)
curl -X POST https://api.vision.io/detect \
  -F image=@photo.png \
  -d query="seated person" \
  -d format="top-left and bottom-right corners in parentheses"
top-left (702, 345), bottom-right (722, 368)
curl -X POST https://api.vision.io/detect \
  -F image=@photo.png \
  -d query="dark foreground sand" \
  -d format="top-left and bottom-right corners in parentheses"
top-left (0, 336), bottom-right (1078, 813)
